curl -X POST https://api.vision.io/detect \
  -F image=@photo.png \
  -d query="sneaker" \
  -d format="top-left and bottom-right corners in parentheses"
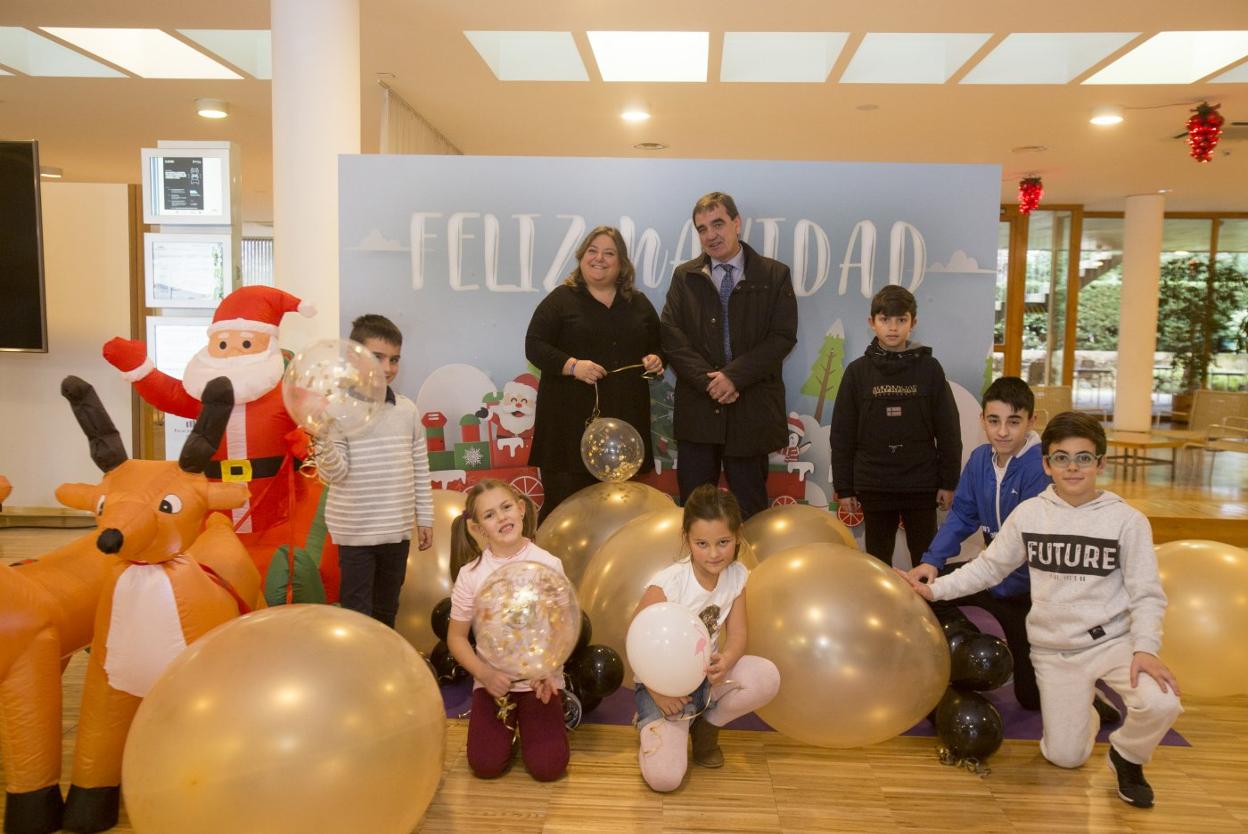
top-left (1093, 690), bottom-right (1123, 725)
top-left (1108, 746), bottom-right (1154, 808)
top-left (689, 716), bottom-right (724, 768)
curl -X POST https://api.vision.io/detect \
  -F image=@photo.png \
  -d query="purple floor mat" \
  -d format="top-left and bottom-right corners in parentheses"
top-left (439, 603), bottom-right (1187, 747)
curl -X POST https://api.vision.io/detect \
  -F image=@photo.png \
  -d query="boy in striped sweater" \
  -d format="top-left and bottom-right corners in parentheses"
top-left (316, 314), bottom-right (434, 627)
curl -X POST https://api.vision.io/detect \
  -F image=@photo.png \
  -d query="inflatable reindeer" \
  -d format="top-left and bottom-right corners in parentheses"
top-left (0, 376), bottom-right (262, 834)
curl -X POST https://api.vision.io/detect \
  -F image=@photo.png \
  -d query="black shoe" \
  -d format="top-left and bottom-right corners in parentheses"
top-left (1094, 690), bottom-right (1123, 725)
top-left (690, 716), bottom-right (724, 768)
top-left (1108, 746), bottom-right (1154, 808)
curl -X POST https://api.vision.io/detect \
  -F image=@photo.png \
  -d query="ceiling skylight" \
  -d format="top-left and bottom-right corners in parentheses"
top-left (587, 31), bottom-right (708, 82)
top-left (841, 33), bottom-right (990, 83)
top-left (1083, 30), bottom-right (1248, 84)
top-left (721, 32), bottom-right (849, 82)
top-left (961, 33), bottom-right (1138, 84)
top-left (179, 29), bottom-right (271, 79)
top-left (0, 27), bottom-right (124, 77)
top-left (464, 31), bottom-right (588, 81)
top-left (1210, 59), bottom-right (1248, 84)
top-left (39, 27), bottom-right (241, 79)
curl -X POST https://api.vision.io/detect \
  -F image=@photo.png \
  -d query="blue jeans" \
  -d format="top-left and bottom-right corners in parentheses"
top-left (634, 678), bottom-right (713, 729)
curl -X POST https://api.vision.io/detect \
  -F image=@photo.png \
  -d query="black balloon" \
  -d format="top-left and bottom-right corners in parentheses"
top-left (950, 633), bottom-right (1013, 691)
top-left (430, 597), bottom-right (452, 643)
top-left (934, 688), bottom-right (1004, 760)
top-left (574, 611), bottom-right (593, 656)
top-left (562, 674), bottom-right (601, 716)
top-left (429, 640), bottom-right (468, 684)
top-left (573, 644), bottom-right (624, 699)
top-left (934, 605), bottom-right (981, 654)
top-left (561, 689), bottom-right (584, 730)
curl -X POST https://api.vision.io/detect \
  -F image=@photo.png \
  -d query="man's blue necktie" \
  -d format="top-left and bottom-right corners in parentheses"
top-left (718, 264), bottom-right (734, 362)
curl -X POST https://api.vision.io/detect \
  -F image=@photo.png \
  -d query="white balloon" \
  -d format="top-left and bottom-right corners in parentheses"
top-left (626, 602), bottom-right (710, 697)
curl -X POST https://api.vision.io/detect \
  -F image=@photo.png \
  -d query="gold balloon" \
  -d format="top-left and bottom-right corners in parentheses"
top-left (741, 503), bottom-right (859, 562)
top-left (121, 606), bottom-right (446, 834)
top-left (578, 508), bottom-right (688, 684)
top-left (473, 561), bottom-right (580, 680)
top-left (746, 542), bottom-right (949, 748)
top-left (1155, 539), bottom-right (1248, 697)
top-left (580, 417), bottom-right (645, 482)
top-left (536, 481), bottom-right (674, 587)
top-left (395, 489), bottom-right (467, 655)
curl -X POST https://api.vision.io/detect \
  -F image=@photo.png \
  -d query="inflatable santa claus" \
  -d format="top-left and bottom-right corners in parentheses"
top-left (102, 286), bottom-right (338, 603)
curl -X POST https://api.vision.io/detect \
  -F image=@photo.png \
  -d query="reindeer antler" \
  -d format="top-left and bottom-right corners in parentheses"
top-left (61, 376), bottom-right (128, 472)
top-left (180, 377), bottom-right (235, 473)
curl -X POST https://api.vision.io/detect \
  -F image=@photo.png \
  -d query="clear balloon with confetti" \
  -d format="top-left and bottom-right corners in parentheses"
top-left (580, 417), bottom-right (644, 482)
top-left (281, 338), bottom-right (387, 438)
top-left (472, 561), bottom-right (580, 681)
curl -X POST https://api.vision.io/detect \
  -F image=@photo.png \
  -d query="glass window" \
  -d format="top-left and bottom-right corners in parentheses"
top-left (1022, 210), bottom-right (1071, 387)
top-left (1075, 217), bottom-right (1122, 410)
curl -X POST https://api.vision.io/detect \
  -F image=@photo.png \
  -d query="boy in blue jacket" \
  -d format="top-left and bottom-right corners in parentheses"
top-left (907, 377), bottom-right (1118, 723)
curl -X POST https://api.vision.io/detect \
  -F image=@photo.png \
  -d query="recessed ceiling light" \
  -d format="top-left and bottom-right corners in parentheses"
top-left (1090, 105), bottom-right (1124, 126)
top-left (841, 33), bottom-right (990, 84)
top-left (1012, 145), bottom-right (1048, 154)
top-left (40, 27), bottom-right (241, 79)
top-left (196, 98), bottom-right (229, 119)
top-left (1157, 188), bottom-right (1173, 194)
top-left (179, 29), bottom-right (271, 79)
top-left (621, 109), bottom-right (651, 122)
top-left (587, 31), bottom-right (708, 82)
top-left (1084, 30), bottom-right (1248, 84)
top-left (634, 142), bottom-right (668, 151)
top-left (39, 166), bottom-right (63, 179)
top-left (856, 103), bottom-right (880, 111)
top-left (0, 26), bottom-right (123, 77)
top-left (463, 31), bottom-right (588, 81)
top-left (720, 32), bottom-right (848, 82)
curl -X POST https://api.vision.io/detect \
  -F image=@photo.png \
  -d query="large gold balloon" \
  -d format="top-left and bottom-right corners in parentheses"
top-left (1155, 539), bottom-right (1248, 697)
top-left (578, 508), bottom-right (688, 684)
top-left (395, 489), bottom-right (468, 655)
top-left (121, 606), bottom-right (446, 834)
top-left (580, 417), bottom-right (645, 482)
top-left (741, 503), bottom-right (859, 562)
top-left (746, 542), bottom-right (949, 748)
top-left (536, 481), bottom-right (674, 587)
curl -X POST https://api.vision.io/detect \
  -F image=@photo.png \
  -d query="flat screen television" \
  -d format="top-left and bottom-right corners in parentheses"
top-left (0, 140), bottom-right (48, 352)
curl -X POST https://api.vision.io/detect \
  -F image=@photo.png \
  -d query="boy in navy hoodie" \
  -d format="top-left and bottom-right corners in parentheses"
top-left (905, 412), bottom-right (1181, 809)
top-left (830, 285), bottom-right (961, 566)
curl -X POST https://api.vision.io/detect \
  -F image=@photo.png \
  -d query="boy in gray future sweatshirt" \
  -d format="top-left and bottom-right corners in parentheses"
top-left (904, 412), bottom-right (1181, 809)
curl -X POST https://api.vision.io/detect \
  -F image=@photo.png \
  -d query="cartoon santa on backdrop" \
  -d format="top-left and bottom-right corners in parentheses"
top-left (102, 286), bottom-right (338, 602)
top-left (477, 372), bottom-right (538, 465)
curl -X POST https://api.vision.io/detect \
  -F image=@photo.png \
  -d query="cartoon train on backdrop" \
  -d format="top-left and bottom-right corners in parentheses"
top-left (418, 368), bottom-right (811, 511)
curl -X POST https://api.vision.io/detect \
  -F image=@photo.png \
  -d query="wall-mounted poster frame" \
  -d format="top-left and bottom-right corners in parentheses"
top-left (140, 145), bottom-right (232, 225)
top-left (143, 232), bottom-right (231, 308)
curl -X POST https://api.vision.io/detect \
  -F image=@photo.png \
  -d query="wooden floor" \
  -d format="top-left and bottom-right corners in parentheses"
top-left (3, 460), bottom-right (1246, 833)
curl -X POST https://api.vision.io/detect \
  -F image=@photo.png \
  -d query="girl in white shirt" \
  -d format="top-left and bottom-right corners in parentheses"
top-left (447, 479), bottom-right (570, 782)
top-left (632, 484), bottom-right (780, 792)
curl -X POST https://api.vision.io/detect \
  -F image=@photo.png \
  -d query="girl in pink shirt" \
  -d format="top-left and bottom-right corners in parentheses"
top-left (447, 479), bottom-right (570, 781)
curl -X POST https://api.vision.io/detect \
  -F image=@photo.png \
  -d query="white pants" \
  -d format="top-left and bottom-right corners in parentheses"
top-left (1032, 634), bottom-right (1182, 768)
top-left (637, 655), bottom-right (780, 792)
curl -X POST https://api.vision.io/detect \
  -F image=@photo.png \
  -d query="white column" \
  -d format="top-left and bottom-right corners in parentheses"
top-left (271, 0), bottom-right (359, 349)
top-left (1113, 194), bottom-right (1165, 432)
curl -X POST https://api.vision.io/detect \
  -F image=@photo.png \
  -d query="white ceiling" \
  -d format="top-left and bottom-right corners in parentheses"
top-left (2, 0), bottom-right (1247, 225)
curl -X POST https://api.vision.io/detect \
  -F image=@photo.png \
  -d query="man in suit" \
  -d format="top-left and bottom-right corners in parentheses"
top-left (660, 192), bottom-right (798, 518)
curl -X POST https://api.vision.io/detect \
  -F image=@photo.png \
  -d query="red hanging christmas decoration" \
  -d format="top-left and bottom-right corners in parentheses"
top-left (1017, 176), bottom-right (1043, 214)
top-left (1186, 102), bottom-right (1224, 163)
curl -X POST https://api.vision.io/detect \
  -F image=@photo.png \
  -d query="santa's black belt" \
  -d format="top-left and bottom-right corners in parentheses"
top-left (205, 456), bottom-right (289, 482)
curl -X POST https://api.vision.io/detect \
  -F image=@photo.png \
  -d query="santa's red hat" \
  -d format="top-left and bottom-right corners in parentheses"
top-left (788, 412), bottom-right (804, 437)
top-left (507, 373), bottom-right (539, 396)
top-left (208, 286), bottom-right (316, 336)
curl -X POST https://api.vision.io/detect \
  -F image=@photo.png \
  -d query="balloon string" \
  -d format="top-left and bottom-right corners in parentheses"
top-left (496, 694), bottom-right (520, 744)
top-left (585, 364), bottom-right (662, 428)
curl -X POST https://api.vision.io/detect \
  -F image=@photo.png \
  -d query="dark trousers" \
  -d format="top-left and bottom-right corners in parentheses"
top-left (862, 507), bottom-right (938, 568)
top-left (467, 687), bottom-right (569, 782)
top-left (676, 440), bottom-right (769, 519)
top-left (935, 590), bottom-right (1039, 711)
top-left (538, 470), bottom-right (599, 525)
top-left (337, 540), bottom-right (409, 628)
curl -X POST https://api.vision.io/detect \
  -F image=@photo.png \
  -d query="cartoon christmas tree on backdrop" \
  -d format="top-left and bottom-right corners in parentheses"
top-left (650, 376), bottom-right (677, 473)
top-left (801, 319), bottom-right (846, 422)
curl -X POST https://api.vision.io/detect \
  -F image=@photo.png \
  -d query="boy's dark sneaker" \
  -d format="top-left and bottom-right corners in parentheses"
top-left (1094, 690), bottom-right (1123, 725)
top-left (1108, 746), bottom-right (1154, 808)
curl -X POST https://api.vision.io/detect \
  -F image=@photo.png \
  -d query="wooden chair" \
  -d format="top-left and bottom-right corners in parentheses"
top-left (1031, 385), bottom-right (1071, 431)
top-left (1175, 390), bottom-right (1248, 481)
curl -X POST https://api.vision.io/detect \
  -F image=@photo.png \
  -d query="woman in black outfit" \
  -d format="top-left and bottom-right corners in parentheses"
top-left (526, 226), bottom-right (664, 523)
